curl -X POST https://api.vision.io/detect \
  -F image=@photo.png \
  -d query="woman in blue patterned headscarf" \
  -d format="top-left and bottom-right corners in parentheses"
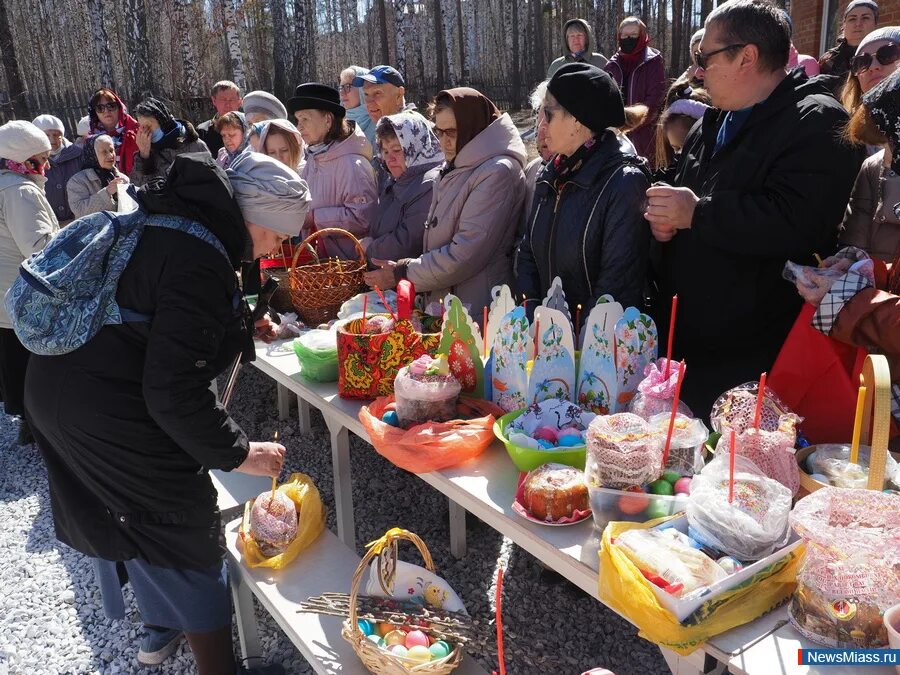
top-left (363, 111), bottom-right (444, 263)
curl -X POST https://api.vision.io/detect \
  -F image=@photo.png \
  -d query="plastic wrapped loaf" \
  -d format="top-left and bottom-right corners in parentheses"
top-left (249, 490), bottom-right (299, 558)
top-left (394, 354), bottom-right (461, 428)
top-left (615, 527), bottom-right (728, 597)
top-left (687, 454), bottom-right (792, 561)
top-left (585, 413), bottom-right (664, 489)
top-left (789, 487), bottom-right (900, 648)
top-left (628, 358), bottom-right (693, 421)
top-left (648, 412), bottom-right (708, 476)
top-left (805, 444), bottom-right (899, 489)
top-left (710, 383), bottom-right (797, 436)
top-left (716, 415), bottom-right (802, 495)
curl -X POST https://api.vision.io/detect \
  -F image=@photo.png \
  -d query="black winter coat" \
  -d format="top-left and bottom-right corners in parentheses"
top-left (197, 118), bottom-right (224, 157)
top-left (24, 155), bottom-right (255, 570)
top-left (651, 70), bottom-right (863, 415)
top-left (515, 131), bottom-right (651, 311)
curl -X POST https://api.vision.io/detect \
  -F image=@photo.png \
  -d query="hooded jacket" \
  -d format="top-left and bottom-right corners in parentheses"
top-left (367, 162), bottom-right (442, 264)
top-left (652, 69), bottom-right (864, 414)
top-left (0, 170), bottom-right (59, 328)
top-left (301, 121), bottom-right (377, 259)
top-left (403, 113), bottom-right (527, 310)
top-left (129, 121), bottom-right (210, 187)
top-left (44, 142), bottom-right (83, 224)
top-left (25, 154), bottom-right (253, 570)
top-left (604, 46), bottom-right (667, 162)
top-left (547, 19), bottom-right (609, 78)
top-left (516, 131), bottom-right (651, 311)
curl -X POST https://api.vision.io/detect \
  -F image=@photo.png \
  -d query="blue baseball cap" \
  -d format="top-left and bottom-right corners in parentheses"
top-left (352, 65), bottom-right (405, 88)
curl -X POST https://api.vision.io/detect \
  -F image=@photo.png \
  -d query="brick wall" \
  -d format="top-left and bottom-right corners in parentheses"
top-left (792, 0), bottom-right (900, 57)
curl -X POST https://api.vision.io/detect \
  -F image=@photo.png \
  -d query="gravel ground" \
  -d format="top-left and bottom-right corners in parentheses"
top-left (0, 366), bottom-right (668, 675)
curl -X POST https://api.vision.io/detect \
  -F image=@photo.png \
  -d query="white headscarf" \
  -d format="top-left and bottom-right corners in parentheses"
top-left (375, 112), bottom-right (444, 171)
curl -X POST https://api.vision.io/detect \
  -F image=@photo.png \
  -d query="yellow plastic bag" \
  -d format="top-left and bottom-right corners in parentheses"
top-left (598, 518), bottom-right (804, 655)
top-left (239, 472), bottom-right (326, 569)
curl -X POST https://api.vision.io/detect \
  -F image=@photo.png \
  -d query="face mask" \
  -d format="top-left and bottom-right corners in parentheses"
top-left (150, 127), bottom-right (165, 143)
top-left (620, 37), bottom-right (639, 53)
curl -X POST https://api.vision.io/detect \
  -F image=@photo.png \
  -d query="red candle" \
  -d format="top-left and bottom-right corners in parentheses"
top-left (728, 429), bottom-right (736, 504)
top-left (664, 295), bottom-right (678, 379)
top-left (575, 304), bottom-right (582, 341)
top-left (753, 372), bottom-right (767, 430)
top-left (532, 318), bottom-right (540, 360)
top-left (482, 306), bottom-right (488, 358)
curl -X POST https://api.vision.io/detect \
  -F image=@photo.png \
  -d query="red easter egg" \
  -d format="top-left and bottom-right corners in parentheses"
top-left (618, 486), bottom-right (650, 515)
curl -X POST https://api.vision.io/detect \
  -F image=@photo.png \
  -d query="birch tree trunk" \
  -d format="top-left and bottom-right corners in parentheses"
top-left (292, 0), bottom-right (316, 84)
top-left (433, 0), bottom-right (446, 87)
top-left (0, 0), bottom-right (29, 118)
top-left (463, 0), bottom-right (477, 75)
top-left (378, 0), bottom-right (390, 65)
top-left (511, 0), bottom-right (520, 107)
top-left (393, 0), bottom-right (409, 76)
top-left (223, 0), bottom-right (247, 91)
top-left (272, 0), bottom-right (290, 100)
top-left (87, 0), bottom-right (115, 87)
top-left (440, 0), bottom-right (457, 86)
top-left (126, 0), bottom-right (154, 99)
top-left (174, 0), bottom-right (200, 96)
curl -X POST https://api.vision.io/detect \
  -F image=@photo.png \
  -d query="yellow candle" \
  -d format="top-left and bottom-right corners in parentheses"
top-left (849, 385), bottom-right (866, 465)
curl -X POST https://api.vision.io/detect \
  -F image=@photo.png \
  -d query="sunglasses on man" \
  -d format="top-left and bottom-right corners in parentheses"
top-left (850, 43), bottom-right (900, 75)
top-left (693, 43), bottom-right (747, 70)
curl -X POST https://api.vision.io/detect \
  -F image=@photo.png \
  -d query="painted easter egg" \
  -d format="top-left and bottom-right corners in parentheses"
top-left (673, 477), bottom-right (692, 495)
top-left (357, 619), bottom-right (374, 636)
top-left (618, 486), bottom-right (650, 515)
top-left (405, 630), bottom-right (430, 649)
top-left (406, 645), bottom-right (433, 663)
top-left (644, 499), bottom-right (671, 520)
top-left (557, 435), bottom-right (584, 447)
top-left (662, 470), bottom-right (681, 484)
top-left (648, 479), bottom-right (674, 496)
top-left (384, 630), bottom-right (407, 647)
top-left (533, 426), bottom-right (559, 443)
top-left (429, 641), bottom-right (452, 660)
top-left (381, 411), bottom-right (400, 427)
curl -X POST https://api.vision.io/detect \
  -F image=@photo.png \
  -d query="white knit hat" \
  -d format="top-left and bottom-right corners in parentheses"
top-left (32, 114), bottom-right (65, 133)
top-left (76, 115), bottom-right (91, 137)
top-left (226, 151), bottom-right (310, 236)
top-left (242, 91), bottom-right (288, 120)
top-left (856, 26), bottom-right (900, 55)
top-left (0, 121), bottom-right (52, 163)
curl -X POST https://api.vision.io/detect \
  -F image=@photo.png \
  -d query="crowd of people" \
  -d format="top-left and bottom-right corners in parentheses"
top-left (0, 0), bottom-right (899, 672)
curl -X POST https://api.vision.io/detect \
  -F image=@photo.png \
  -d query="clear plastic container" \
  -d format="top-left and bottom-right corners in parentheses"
top-left (648, 413), bottom-right (708, 476)
top-left (393, 366), bottom-right (461, 428)
top-left (587, 484), bottom-right (688, 532)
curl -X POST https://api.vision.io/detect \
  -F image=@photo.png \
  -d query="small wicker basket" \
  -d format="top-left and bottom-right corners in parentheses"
top-left (342, 529), bottom-right (463, 674)
top-left (289, 228), bottom-right (367, 326)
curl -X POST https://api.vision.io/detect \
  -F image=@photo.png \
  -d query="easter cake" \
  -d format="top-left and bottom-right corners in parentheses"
top-left (249, 490), bottom-right (299, 557)
top-left (393, 354), bottom-right (461, 428)
top-left (521, 462), bottom-right (589, 521)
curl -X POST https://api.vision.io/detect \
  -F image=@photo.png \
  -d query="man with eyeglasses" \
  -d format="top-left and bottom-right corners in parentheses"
top-left (644, 0), bottom-right (864, 416)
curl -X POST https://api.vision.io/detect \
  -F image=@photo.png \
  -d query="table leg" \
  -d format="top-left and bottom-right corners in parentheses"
top-left (276, 383), bottom-right (290, 421)
top-left (660, 646), bottom-right (721, 674)
top-left (325, 416), bottom-right (356, 549)
top-left (297, 395), bottom-right (312, 433)
top-left (229, 559), bottom-right (263, 669)
top-left (448, 500), bottom-right (467, 559)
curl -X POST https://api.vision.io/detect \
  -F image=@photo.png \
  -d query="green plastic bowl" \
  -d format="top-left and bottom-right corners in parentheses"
top-left (493, 408), bottom-right (587, 472)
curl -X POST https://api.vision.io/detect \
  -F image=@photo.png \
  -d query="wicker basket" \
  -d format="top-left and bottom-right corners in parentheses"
top-left (796, 354), bottom-right (894, 495)
top-left (342, 529), bottom-right (463, 674)
top-left (289, 228), bottom-right (367, 326)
